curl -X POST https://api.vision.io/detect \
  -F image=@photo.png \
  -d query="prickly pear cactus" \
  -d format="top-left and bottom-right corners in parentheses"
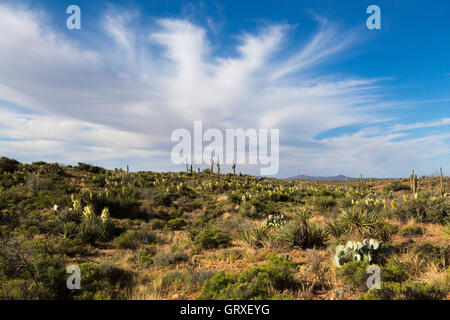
top-left (333, 239), bottom-right (385, 267)
top-left (266, 214), bottom-right (285, 228)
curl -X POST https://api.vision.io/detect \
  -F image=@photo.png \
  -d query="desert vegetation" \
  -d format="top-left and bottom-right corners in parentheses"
top-left (0, 157), bottom-right (449, 300)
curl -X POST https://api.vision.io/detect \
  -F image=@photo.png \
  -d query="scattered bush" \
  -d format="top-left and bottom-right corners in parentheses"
top-left (361, 281), bottom-right (447, 300)
top-left (0, 157), bottom-right (20, 173)
top-left (194, 228), bottom-right (231, 251)
top-left (338, 260), bottom-right (370, 290)
top-left (73, 262), bottom-right (133, 300)
top-left (399, 225), bottom-right (425, 237)
top-left (114, 230), bottom-right (156, 249)
top-left (166, 218), bottom-right (187, 230)
top-left (150, 219), bottom-right (166, 230)
top-left (152, 251), bottom-right (190, 266)
top-left (381, 264), bottom-right (409, 283)
top-left (198, 256), bottom-right (296, 300)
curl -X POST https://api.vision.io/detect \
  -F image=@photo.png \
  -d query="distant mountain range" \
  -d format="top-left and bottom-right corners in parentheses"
top-left (288, 175), bottom-right (358, 181)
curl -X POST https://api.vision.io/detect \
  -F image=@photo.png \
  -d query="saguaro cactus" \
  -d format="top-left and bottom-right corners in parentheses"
top-left (440, 167), bottom-right (445, 197)
top-left (232, 161), bottom-right (236, 175)
top-left (216, 162), bottom-right (220, 175)
top-left (410, 169), bottom-right (418, 194)
top-left (210, 157), bottom-right (214, 174)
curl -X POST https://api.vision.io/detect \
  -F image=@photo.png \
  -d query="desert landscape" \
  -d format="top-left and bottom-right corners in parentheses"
top-left (0, 157), bottom-right (448, 300)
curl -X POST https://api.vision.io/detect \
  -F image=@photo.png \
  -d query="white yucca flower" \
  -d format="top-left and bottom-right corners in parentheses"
top-left (101, 207), bottom-right (110, 223)
top-left (83, 206), bottom-right (95, 220)
top-left (53, 204), bottom-right (59, 212)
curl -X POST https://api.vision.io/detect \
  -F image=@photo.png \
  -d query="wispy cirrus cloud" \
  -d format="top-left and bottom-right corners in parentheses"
top-left (0, 3), bottom-right (448, 177)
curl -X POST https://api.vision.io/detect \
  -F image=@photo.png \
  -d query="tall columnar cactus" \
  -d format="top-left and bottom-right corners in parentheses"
top-left (232, 161), bottom-right (236, 175)
top-left (217, 162), bottom-right (220, 175)
top-left (210, 157), bottom-right (214, 174)
top-left (440, 167), bottom-right (445, 197)
top-left (360, 174), bottom-right (364, 188)
top-left (410, 169), bottom-right (418, 194)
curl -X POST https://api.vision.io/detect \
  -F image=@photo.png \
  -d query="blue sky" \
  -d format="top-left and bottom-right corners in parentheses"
top-left (0, 0), bottom-right (449, 177)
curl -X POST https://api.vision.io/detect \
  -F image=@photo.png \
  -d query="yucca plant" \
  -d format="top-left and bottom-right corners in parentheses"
top-left (63, 221), bottom-right (79, 238)
top-left (372, 221), bottom-right (398, 242)
top-left (305, 223), bottom-right (329, 248)
top-left (276, 220), bottom-right (308, 248)
top-left (295, 207), bottom-right (312, 223)
top-left (326, 220), bottom-right (350, 239)
top-left (341, 207), bottom-right (378, 236)
top-left (241, 226), bottom-right (270, 248)
top-left (79, 218), bottom-right (103, 244)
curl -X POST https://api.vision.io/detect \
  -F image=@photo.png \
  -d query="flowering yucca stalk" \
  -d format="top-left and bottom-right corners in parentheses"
top-left (72, 196), bottom-right (81, 211)
top-left (83, 206), bottom-right (95, 220)
top-left (101, 207), bottom-right (110, 223)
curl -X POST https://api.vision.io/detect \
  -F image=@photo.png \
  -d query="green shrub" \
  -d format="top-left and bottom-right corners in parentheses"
top-left (166, 218), bottom-right (186, 230)
top-left (381, 264), bottom-right (409, 283)
top-left (113, 230), bottom-right (156, 249)
top-left (0, 157), bottom-right (20, 173)
top-left (338, 260), bottom-right (370, 290)
top-left (194, 228), bottom-right (231, 250)
top-left (361, 281), bottom-right (447, 300)
top-left (313, 196), bottom-right (336, 212)
top-left (76, 163), bottom-right (104, 173)
top-left (73, 262), bottom-right (133, 300)
top-left (150, 219), bottom-right (166, 230)
top-left (152, 251), bottom-right (190, 266)
top-left (412, 241), bottom-right (449, 266)
top-left (396, 198), bottom-right (449, 224)
top-left (198, 256), bottom-right (295, 300)
top-left (238, 199), bottom-right (278, 219)
top-left (398, 225), bottom-right (425, 237)
top-left (384, 181), bottom-right (410, 192)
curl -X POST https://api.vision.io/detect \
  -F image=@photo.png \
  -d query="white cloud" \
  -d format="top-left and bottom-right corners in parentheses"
top-left (0, 4), bottom-right (448, 177)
